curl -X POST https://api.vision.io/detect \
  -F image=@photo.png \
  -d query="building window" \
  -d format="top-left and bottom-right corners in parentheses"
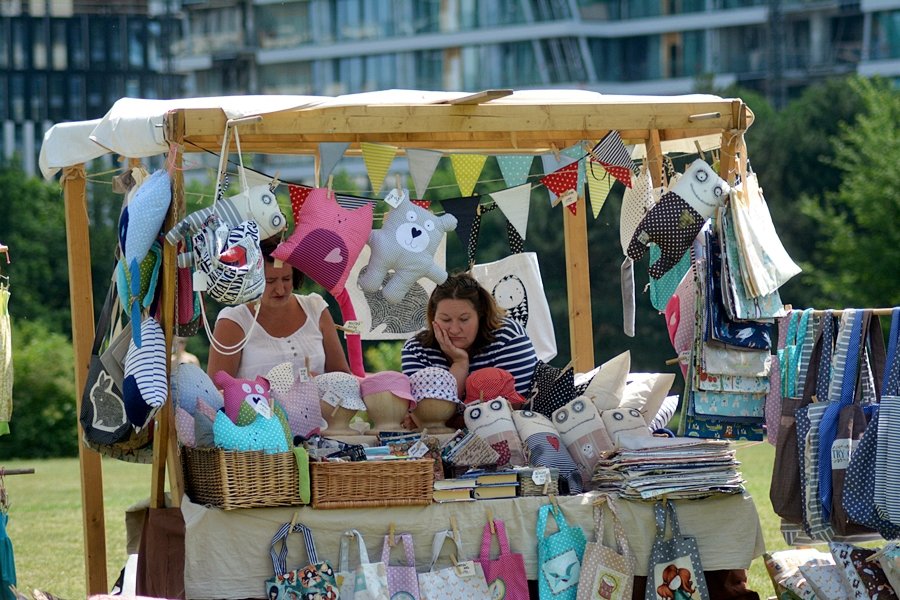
top-left (51, 20), bottom-right (67, 70)
top-left (30, 74), bottom-right (46, 121)
top-left (416, 49), bottom-right (443, 90)
top-left (872, 10), bottom-right (900, 60)
top-left (0, 20), bottom-right (8, 70)
top-left (10, 74), bottom-right (25, 121)
top-left (259, 62), bottom-right (313, 95)
top-left (32, 19), bottom-right (47, 69)
top-left (68, 75), bottom-right (84, 120)
top-left (108, 18), bottom-right (124, 69)
top-left (49, 74), bottom-right (66, 122)
top-left (128, 20), bottom-right (145, 69)
top-left (89, 19), bottom-right (107, 69)
top-left (256, 2), bottom-right (310, 49)
top-left (68, 18), bottom-right (85, 69)
top-left (12, 19), bottom-right (26, 69)
top-left (412, 0), bottom-right (440, 35)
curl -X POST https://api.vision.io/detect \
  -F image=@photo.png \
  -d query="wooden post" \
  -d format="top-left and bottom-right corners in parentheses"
top-left (563, 194), bottom-right (594, 373)
top-left (63, 164), bottom-right (108, 594)
top-left (645, 130), bottom-right (664, 189)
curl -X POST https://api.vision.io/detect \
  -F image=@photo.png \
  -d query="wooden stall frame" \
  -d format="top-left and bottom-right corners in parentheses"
top-left (61, 90), bottom-right (751, 594)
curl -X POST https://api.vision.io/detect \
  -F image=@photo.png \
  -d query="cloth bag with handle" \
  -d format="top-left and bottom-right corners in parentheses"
top-left (577, 496), bottom-right (635, 600)
top-left (381, 533), bottom-right (420, 600)
top-left (478, 517), bottom-right (528, 600)
top-left (644, 500), bottom-right (710, 600)
top-left (337, 529), bottom-right (389, 600)
top-left (537, 503), bottom-right (587, 600)
top-left (264, 521), bottom-right (340, 600)
top-left (418, 529), bottom-right (490, 600)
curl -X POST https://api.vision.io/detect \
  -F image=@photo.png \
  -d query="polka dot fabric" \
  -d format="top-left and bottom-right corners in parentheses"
top-left (646, 501), bottom-right (711, 600)
top-left (451, 154), bottom-right (488, 197)
top-left (529, 361), bottom-right (576, 419)
top-left (409, 366), bottom-right (459, 403)
top-left (315, 372), bottom-right (366, 411)
top-left (627, 191), bottom-right (706, 279)
top-left (213, 408), bottom-right (289, 454)
top-left (618, 168), bottom-right (654, 255)
top-left (536, 503), bottom-right (587, 600)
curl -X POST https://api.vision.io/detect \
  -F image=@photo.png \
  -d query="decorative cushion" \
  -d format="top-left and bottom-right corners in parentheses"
top-left (601, 407), bottom-right (652, 448)
top-left (266, 362), bottom-right (322, 440)
top-left (464, 398), bottom-right (526, 467)
top-left (213, 407), bottom-right (290, 454)
top-left (512, 409), bottom-right (583, 494)
top-left (358, 195), bottom-right (457, 304)
top-left (273, 187), bottom-right (373, 295)
top-left (619, 373), bottom-right (676, 426)
top-left (119, 168), bottom-right (171, 281)
top-left (529, 361), bottom-right (576, 419)
top-left (122, 317), bottom-right (168, 432)
top-left (315, 372), bottom-right (366, 411)
top-left (465, 367), bottom-right (525, 407)
top-left (116, 241), bottom-right (162, 343)
top-left (409, 367), bottom-right (459, 403)
top-left (552, 396), bottom-right (613, 487)
top-left (165, 184), bottom-right (286, 244)
top-left (171, 363), bottom-right (223, 416)
top-left (579, 351), bottom-right (631, 411)
top-left (213, 370), bottom-right (272, 424)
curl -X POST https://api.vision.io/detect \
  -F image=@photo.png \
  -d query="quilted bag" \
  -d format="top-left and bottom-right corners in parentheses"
top-left (418, 529), bottom-right (490, 600)
top-left (337, 529), bottom-right (389, 600)
top-left (537, 503), bottom-right (587, 600)
top-left (644, 500), bottom-right (709, 600)
top-left (381, 533), bottom-right (420, 600)
top-left (576, 497), bottom-right (635, 600)
top-left (265, 521), bottom-right (340, 600)
top-left (478, 518), bottom-right (528, 600)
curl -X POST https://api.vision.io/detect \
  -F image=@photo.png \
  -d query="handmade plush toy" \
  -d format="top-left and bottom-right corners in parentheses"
top-left (119, 169), bottom-right (171, 285)
top-left (122, 317), bottom-right (169, 432)
top-left (213, 370), bottom-right (292, 447)
top-left (627, 159), bottom-right (730, 279)
top-left (116, 241), bottom-right (161, 345)
top-left (171, 363), bottom-right (224, 447)
top-left (358, 196), bottom-right (457, 304)
top-left (552, 397), bottom-right (613, 487)
top-left (266, 362), bottom-right (322, 440)
top-left (511, 409), bottom-right (583, 494)
top-left (601, 407), bottom-right (652, 448)
top-left (212, 407), bottom-right (290, 454)
top-left (165, 184), bottom-right (287, 245)
top-left (272, 187), bottom-right (373, 295)
top-left (464, 398), bottom-right (526, 467)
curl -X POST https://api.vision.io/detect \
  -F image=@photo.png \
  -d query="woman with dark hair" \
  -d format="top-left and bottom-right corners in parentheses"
top-left (401, 272), bottom-right (537, 398)
top-left (207, 237), bottom-right (351, 380)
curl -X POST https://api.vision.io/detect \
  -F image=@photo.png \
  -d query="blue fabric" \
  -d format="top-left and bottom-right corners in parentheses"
top-left (815, 312), bottom-right (835, 403)
top-left (536, 504), bottom-right (586, 600)
top-left (0, 512), bottom-right (15, 600)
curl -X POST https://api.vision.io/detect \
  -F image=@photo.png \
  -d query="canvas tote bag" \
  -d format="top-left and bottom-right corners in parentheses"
top-left (644, 500), bottom-right (710, 600)
top-left (337, 529), bottom-right (389, 600)
top-left (418, 529), bottom-right (490, 600)
top-left (265, 521), bottom-right (340, 600)
top-left (478, 518), bottom-right (528, 600)
top-left (381, 533), bottom-right (420, 600)
top-left (537, 502), bottom-right (587, 600)
top-left (576, 497), bottom-right (635, 600)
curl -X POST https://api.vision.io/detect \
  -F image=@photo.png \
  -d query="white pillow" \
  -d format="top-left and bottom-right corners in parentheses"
top-left (619, 372), bottom-right (676, 425)
top-left (578, 350), bottom-right (630, 411)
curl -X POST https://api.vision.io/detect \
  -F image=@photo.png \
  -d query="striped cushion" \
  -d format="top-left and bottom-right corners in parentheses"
top-left (123, 317), bottom-right (168, 431)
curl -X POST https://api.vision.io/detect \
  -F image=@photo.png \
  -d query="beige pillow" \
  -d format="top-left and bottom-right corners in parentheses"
top-left (578, 350), bottom-right (630, 411)
top-left (619, 372), bottom-right (676, 425)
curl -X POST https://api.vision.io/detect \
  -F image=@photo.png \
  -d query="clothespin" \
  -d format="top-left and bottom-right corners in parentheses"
top-left (554, 359), bottom-right (574, 381)
top-left (331, 402), bottom-right (342, 417)
top-left (487, 507), bottom-right (495, 534)
top-left (479, 390), bottom-right (484, 403)
top-left (289, 510), bottom-right (300, 531)
top-left (548, 494), bottom-right (559, 514)
top-left (394, 173), bottom-right (402, 191)
top-left (270, 170), bottom-right (281, 192)
top-left (388, 523), bottom-right (396, 547)
top-left (327, 174), bottom-right (334, 193)
top-left (693, 140), bottom-right (707, 163)
top-left (550, 143), bottom-right (561, 162)
top-left (450, 515), bottom-right (459, 540)
top-left (0, 244), bottom-right (9, 264)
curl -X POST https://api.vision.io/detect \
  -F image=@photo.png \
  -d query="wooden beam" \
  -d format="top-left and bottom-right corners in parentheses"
top-left (563, 195), bottom-right (594, 373)
top-left (63, 164), bottom-right (108, 595)
top-left (441, 89), bottom-right (513, 105)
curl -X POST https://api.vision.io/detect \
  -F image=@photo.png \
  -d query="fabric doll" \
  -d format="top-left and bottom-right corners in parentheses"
top-left (165, 184), bottom-right (287, 245)
top-left (122, 317), bottom-right (168, 432)
top-left (464, 398), bottom-right (527, 467)
top-left (627, 159), bottom-right (730, 279)
top-left (212, 371), bottom-right (291, 447)
top-left (601, 407), bottom-right (652, 448)
top-left (552, 397), bottom-right (613, 487)
top-left (358, 195), bottom-right (457, 304)
top-left (512, 409), bottom-right (583, 494)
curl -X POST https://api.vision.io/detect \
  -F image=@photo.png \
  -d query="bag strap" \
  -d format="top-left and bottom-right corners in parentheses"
top-left (537, 503), bottom-right (571, 541)
top-left (594, 498), bottom-right (632, 557)
top-left (382, 533), bottom-right (415, 567)
top-left (428, 529), bottom-right (463, 571)
top-left (269, 521), bottom-right (320, 577)
top-left (339, 529), bottom-right (371, 572)
top-left (883, 308), bottom-right (900, 396)
top-left (653, 500), bottom-right (682, 540)
top-left (480, 518), bottom-right (511, 561)
top-left (92, 275), bottom-right (119, 356)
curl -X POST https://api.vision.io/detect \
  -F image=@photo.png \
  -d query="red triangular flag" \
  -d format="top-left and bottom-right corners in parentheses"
top-left (567, 202), bottom-right (577, 216)
top-left (289, 184), bottom-right (312, 225)
top-left (594, 160), bottom-right (633, 189)
top-left (540, 162), bottom-right (579, 198)
top-left (411, 199), bottom-right (431, 209)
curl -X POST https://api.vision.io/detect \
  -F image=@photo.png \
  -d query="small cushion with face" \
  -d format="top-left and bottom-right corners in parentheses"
top-left (463, 398), bottom-right (526, 467)
top-left (551, 396), bottom-right (613, 487)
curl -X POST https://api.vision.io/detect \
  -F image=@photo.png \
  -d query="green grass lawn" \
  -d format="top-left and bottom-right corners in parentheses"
top-left (0, 444), bottom-right (802, 599)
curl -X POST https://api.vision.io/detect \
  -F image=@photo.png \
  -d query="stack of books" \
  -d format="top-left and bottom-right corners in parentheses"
top-left (432, 470), bottom-right (520, 503)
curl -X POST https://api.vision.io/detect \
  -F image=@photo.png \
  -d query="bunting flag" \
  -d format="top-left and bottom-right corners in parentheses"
top-left (565, 195), bottom-right (578, 216)
top-left (540, 153), bottom-right (576, 204)
top-left (243, 168), bottom-right (277, 190)
top-left (411, 199), bottom-right (431, 209)
top-left (407, 149), bottom-right (443, 199)
top-left (541, 162), bottom-right (579, 199)
top-left (586, 164), bottom-right (614, 218)
top-left (450, 154), bottom-right (488, 197)
top-left (590, 131), bottom-right (637, 188)
top-left (489, 183), bottom-right (532, 241)
top-left (361, 142), bottom-right (398, 193)
top-left (496, 155), bottom-right (534, 187)
top-left (335, 194), bottom-right (377, 210)
top-left (318, 142), bottom-right (350, 184)
top-left (442, 195), bottom-right (481, 253)
top-left (289, 184), bottom-right (313, 224)
top-left (560, 143), bottom-right (587, 197)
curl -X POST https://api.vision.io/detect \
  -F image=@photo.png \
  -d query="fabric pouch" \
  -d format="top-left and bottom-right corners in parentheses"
top-left (479, 518), bottom-right (529, 600)
top-left (797, 564), bottom-right (849, 600)
top-left (418, 529), bottom-right (490, 600)
top-left (536, 503), bottom-right (587, 600)
top-left (265, 521), bottom-right (340, 600)
top-left (381, 533), bottom-right (420, 600)
top-left (644, 500), bottom-right (710, 600)
top-left (337, 529), bottom-right (389, 600)
top-left (576, 497), bottom-right (635, 600)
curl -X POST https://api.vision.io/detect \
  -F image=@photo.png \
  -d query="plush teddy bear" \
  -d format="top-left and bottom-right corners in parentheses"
top-left (358, 196), bottom-right (457, 304)
top-left (627, 159), bottom-right (730, 279)
top-left (165, 184), bottom-right (287, 245)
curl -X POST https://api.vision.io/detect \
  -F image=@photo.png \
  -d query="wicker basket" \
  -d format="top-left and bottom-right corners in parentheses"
top-left (310, 459), bottom-right (434, 509)
top-left (518, 468), bottom-right (560, 496)
top-left (182, 446), bottom-right (303, 510)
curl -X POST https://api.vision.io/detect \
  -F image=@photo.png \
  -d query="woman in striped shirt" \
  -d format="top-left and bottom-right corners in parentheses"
top-left (401, 272), bottom-right (538, 400)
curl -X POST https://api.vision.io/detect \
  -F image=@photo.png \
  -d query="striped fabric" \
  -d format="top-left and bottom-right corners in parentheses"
top-left (796, 313), bottom-right (819, 396)
top-left (192, 218), bottom-right (265, 306)
top-left (876, 309), bottom-right (900, 524)
top-left (589, 131), bottom-right (635, 173)
top-left (401, 318), bottom-right (538, 396)
top-left (123, 317), bottom-right (168, 431)
top-left (270, 521), bottom-right (320, 576)
top-left (800, 403), bottom-right (836, 540)
top-left (335, 194), bottom-right (377, 210)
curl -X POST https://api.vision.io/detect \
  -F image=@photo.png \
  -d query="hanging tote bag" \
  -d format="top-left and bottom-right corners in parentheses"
top-left (381, 533), bottom-right (420, 600)
top-left (644, 500), bottom-right (710, 600)
top-left (875, 310), bottom-right (900, 527)
top-left (478, 518), bottom-right (528, 600)
top-left (537, 503), bottom-right (587, 600)
top-left (577, 497), bottom-right (635, 600)
top-left (418, 529), bottom-right (491, 600)
top-left (337, 529), bottom-right (389, 600)
top-left (264, 521), bottom-right (340, 600)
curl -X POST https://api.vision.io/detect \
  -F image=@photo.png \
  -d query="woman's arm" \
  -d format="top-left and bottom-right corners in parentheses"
top-left (319, 309), bottom-right (351, 374)
top-left (206, 318), bottom-right (245, 379)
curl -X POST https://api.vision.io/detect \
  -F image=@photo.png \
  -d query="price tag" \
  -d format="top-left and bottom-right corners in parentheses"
top-left (532, 467), bottom-right (550, 485)
top-left (384, 187), bottom-right (409, 208)
top-left (407, 440), bottom-right (429, 458)
top-left (454, 561), bottom-right (477, 578)
top-left (560, 189), bottom-right (578, 207)
top-left (273, 257), bottom-right (284, 268)
top-left (342, 320), bottom-right (362, 334)
top-left (296, 367), bottom-right (310, 383)
top-left (251, 398), bottom-right (272, 419)
top-left (192, 271), bottom-right (209, 291)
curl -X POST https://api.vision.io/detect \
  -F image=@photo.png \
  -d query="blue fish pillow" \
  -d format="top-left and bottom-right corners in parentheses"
top-left (122, 317), bottom-right (169, 432)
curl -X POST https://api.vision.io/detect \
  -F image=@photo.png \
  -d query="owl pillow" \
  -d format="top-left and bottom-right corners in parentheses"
top-left (602, 407), bottom-right (652, 448)
top-left (212, 371), bottom-right (291, 445)
top-left (272, 187), bottom-right (373, 295)
top-left (464, 398), bottom-right (526, 467)
top-left (266, 362), bottom-right (322, 441)
top-left (358, 195), bottom-right (457, 304)
top-left (551, 396), bottom-right (613, 487)
top-left (512, 409), bottom-right (583, 494)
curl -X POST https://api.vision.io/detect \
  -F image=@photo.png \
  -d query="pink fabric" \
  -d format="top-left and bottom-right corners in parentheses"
top-left (175, 407), bottom-right (195, 447)
top-left (382, 534), bottom-right (420, 600)
top-left (273, 187), bottom-right (373, 295)
top-left (465, 367), bottom-right (526, 407)
top-left (479, 519), bottom-right (529, 600)
top-left (664, 267), bottom-right (696, 378)
top-left (766, 314), bottom-right (791, 445)
top-left (270, 378), bottom-right (321, 440)
top-left (360, 371), bottom-right (415, 403)
top-left (335, 288), bottom-right (365, 377)
top-left (212, 371), bottom-right (272, 425)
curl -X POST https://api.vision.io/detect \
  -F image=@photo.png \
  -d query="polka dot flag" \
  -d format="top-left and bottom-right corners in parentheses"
top-left (451, 153), bottom-right (488, 197)
top-left (496, 155), bottom-right (534, 187)
top-left (289, 184), bottom-right (312, 226)
top-left (540, 162), bottom-right (579, 203)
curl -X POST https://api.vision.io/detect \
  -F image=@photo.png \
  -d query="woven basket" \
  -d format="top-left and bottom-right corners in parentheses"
top-left (182, 446), bottom-right (303, 510)
top-left (310, 459), bottom-right (434, 509)
top-left (518, 468), bottom-right (560, 496)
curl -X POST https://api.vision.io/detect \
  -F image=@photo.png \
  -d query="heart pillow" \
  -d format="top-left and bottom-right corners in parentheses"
top-left (512, 409), bottom-right (583, 494)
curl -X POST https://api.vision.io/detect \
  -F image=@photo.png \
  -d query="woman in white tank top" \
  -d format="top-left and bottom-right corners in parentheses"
top-left (207, 239), bottom-right (351, 381)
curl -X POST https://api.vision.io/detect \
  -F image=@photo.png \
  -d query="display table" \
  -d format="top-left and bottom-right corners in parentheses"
top-left (126, 492), bottom-right (765, 600)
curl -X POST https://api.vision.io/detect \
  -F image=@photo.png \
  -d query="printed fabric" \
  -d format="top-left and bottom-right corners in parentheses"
top-left (537, 503), bottom-right (587, 600)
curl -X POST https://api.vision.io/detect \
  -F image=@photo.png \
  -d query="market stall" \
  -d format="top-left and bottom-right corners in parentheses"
top-left (40, 89), bottom-right (760, 598)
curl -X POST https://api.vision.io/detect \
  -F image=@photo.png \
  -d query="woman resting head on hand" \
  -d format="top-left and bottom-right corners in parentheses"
top-left (206, 236), bottom-right (351, 381)
top-left (401, 272), bottom-right (537, 400)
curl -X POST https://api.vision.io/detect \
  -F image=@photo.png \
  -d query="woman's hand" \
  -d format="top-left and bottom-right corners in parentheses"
top-left (432, 320), bottom-right (469, 364)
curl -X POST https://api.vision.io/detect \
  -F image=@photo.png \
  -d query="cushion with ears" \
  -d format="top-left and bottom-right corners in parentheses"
top-left (552, 397), bottom-right (613, 486)
top-left (463, 398), bottom-right (526, 467)
top-left (512, 409), bottom-right (583, 494)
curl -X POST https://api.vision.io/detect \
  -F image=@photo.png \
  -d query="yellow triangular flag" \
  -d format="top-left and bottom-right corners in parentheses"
top-left (587, 166), bottom-right (613, 218)
top-left (361, 142), bottom-right (398, 193)
top-left (450, 154), bottom-right (487, 197)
